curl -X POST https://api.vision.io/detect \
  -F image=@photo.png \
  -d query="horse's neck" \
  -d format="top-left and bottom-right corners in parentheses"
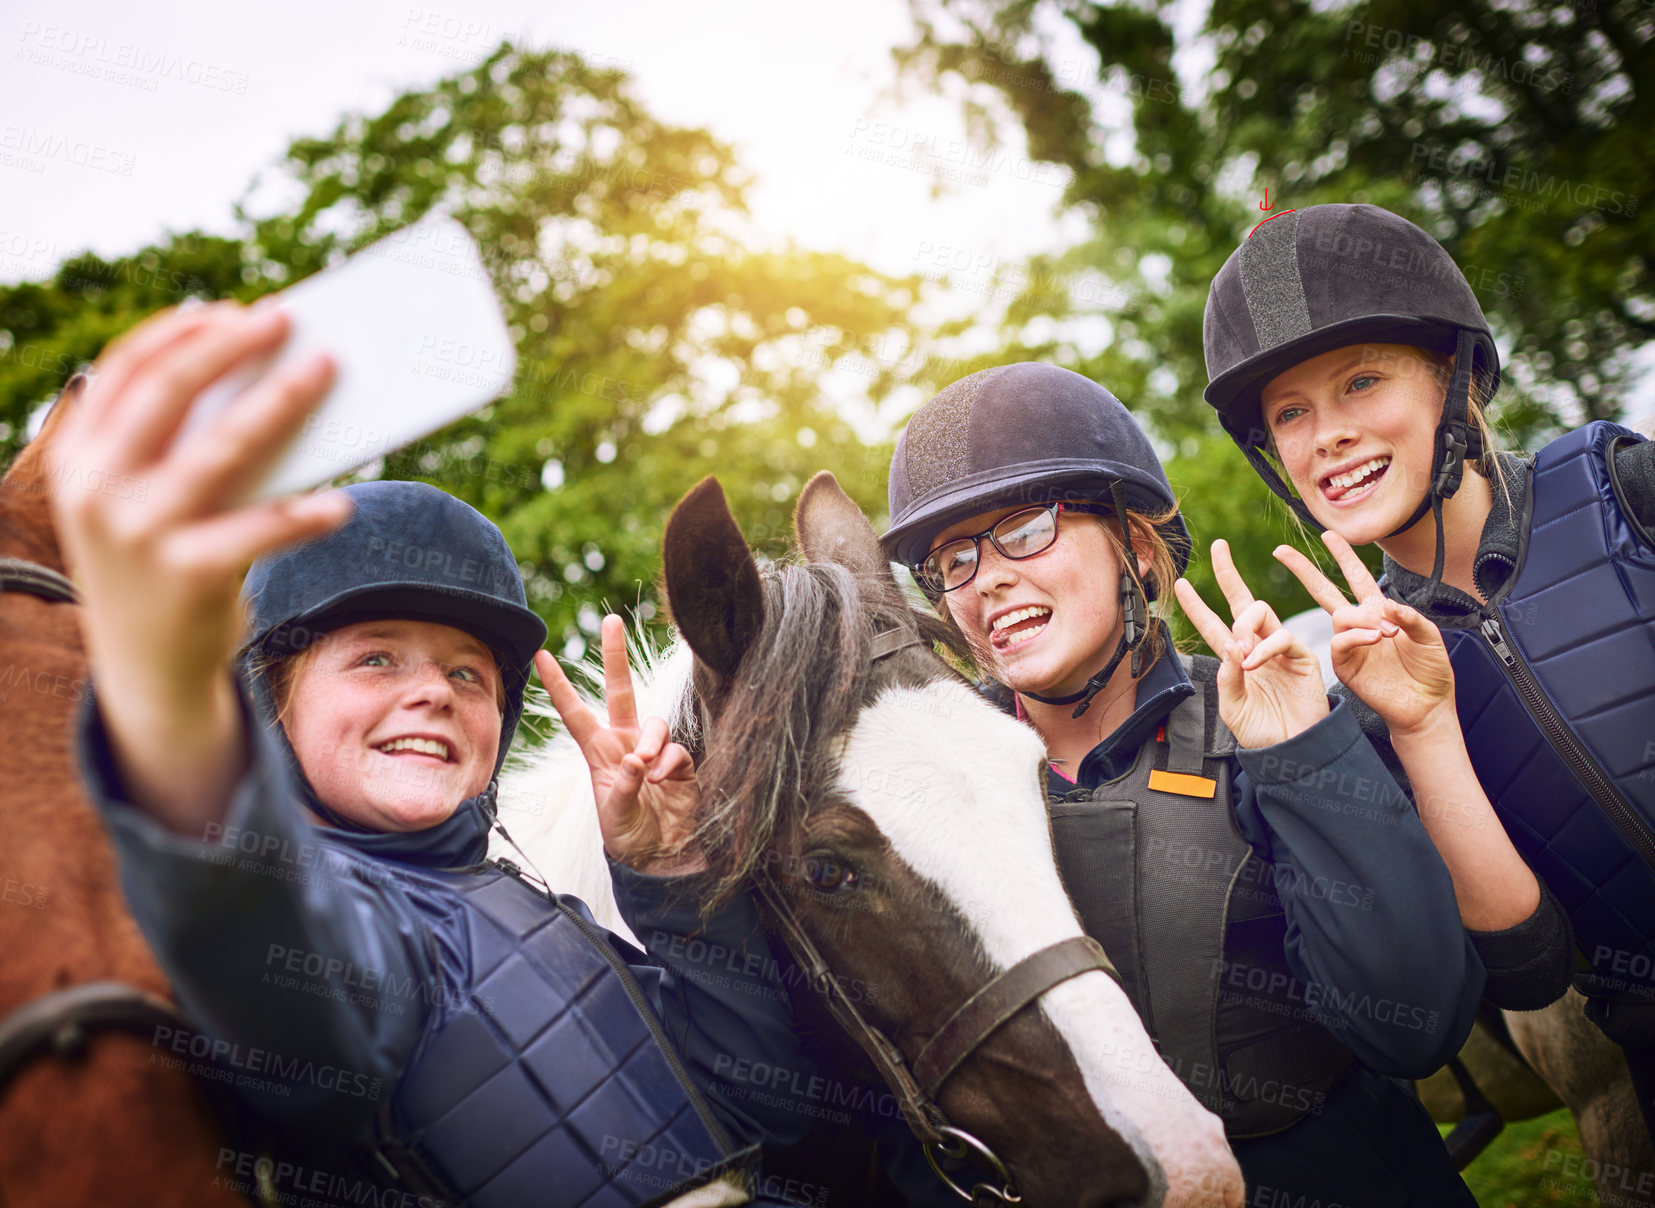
top-left (0, 414), bottom-right (69, 572)
top-left (1, 376), bottom-right (82, 572)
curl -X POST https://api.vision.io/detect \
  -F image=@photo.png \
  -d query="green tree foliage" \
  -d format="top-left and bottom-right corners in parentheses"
top-left (0, 45), bottom-right (933, 653)
top-left (895, 0), bottom-right (1652, 617)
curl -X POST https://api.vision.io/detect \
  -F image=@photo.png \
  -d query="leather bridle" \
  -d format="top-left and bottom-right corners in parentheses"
top-left (0, 556), bottom-right (78, 605)
top-left (754, 628), bottom-right (1125, 1206)
top-left (0, 556), bottom-right (195, 1097)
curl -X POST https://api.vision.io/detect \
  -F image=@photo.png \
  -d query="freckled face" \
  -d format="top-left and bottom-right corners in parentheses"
top-left (1261, 343), bottom-right (1447, 546)
top-left (933, 505), bottom-right (1124, 698)
top-left (283, 619), bottom-right (503, 833)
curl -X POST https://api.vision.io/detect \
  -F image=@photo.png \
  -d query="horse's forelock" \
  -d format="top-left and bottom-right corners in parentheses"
top-left (693, 560), bottom-right (936, 907)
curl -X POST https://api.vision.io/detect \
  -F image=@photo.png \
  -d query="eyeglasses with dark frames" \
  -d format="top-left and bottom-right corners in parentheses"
top-left (914, 502), bottom-right (1111, 594)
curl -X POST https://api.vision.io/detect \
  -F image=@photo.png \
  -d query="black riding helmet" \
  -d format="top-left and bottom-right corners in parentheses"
top-left (240, 480), bottom-right (548, 829)
top-left (883, 363), bottom-right (1191, 717)
top-left (1203, 203), bottom-right (1502, 599)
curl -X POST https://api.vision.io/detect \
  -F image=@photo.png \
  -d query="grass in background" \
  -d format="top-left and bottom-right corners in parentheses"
top-left (1447, 1109), bottom-right (1599, 1206)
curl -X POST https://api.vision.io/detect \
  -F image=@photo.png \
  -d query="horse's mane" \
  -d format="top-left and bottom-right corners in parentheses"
top-left (688, 557), bottom-right (965, 907)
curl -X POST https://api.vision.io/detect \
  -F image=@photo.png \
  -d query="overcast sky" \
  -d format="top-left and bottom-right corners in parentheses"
top-left (3, 0), bottom-right (1648, 425)
top-left (0, 0), bottom-right (1079, 285)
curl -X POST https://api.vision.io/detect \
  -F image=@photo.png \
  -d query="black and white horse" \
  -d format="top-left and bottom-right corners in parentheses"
top-left (500, 472), bottom-right (1243, 1207)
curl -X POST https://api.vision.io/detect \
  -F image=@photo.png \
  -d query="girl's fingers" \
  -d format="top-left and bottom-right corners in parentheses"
top-left (1209, 539), bottom-right (1257, 620)
top-left (1173, 577), bottom-right (1234, 656)
top-left (1333, 601), bottom-right (1397, 639)
top-left (162, 491), bottom-right (352, 578)
top-left (161, 352), bottom-right (335, 519)
top-left (1384, 598), bottom-right (1445, 649)
top-left (1331, 629), bottom-right (1384, 658)
top-left (74, 305), bottom-right (226, 435)
top-left (103, 307), bottom-right (292, 470)
top-left (534, 649), bottom-right (599, 747)
top-left (1239, 626), bottom-right (1304, 670)
top-left (599, 615), bottom-right (638, 730)
top-left (633, 716), bottom-right (669, 764)
top-left (1320, 531), bottom-right (1383, 602)
top-left (1273, 544), bottom-right (1349, 614)
top-left (1232, 598), bottom-right (1279, 644)
top-left (646, 742), bottom-right (694, 784)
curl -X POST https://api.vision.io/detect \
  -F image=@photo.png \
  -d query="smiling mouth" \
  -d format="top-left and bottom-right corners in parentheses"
top-left (1320, 456), bottom-right (1391, 502)
top-left (991, 606), bottom-right (1052, 649)
top-left (376, 737), bottom-right (453, 762)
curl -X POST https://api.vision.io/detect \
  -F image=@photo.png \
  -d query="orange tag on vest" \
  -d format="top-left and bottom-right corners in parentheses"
top-left (1147, 769), bottom-right (1218, 799)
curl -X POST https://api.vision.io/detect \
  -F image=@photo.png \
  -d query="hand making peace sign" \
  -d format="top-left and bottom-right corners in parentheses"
top-left (1173, 539), bottom-right (1329, 749)
top-left (1273, 532), bottom-right (1455, 740)
top-left (534, 614), bottom-right (707, 876)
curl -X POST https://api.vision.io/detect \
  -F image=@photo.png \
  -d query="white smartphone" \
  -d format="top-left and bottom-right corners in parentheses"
top-left (184, 214), bottom-right (517, 501)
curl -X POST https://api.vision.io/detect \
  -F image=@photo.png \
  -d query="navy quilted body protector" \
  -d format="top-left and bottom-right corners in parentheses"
top-left (1433, 423), bottom-right (1655, 999)
top-left (240, 482), bottom-right (748, 1205)
top-left (373, 860), bottom-right (747, 1207)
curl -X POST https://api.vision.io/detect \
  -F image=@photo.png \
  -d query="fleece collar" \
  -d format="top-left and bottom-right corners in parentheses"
top-left (1382, 453), bottom-right (1531, 618)
top-left (989, 622), bottom-right (1193, 791)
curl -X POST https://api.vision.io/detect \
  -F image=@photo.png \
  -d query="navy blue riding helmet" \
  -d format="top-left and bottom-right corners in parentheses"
top-left (239, 480), bottom-right (548, 829)
top-left (883, 362), bottom-right (1192, 717)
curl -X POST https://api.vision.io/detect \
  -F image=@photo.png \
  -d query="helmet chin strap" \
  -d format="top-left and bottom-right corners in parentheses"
top-left (1021, 482), bottom-right (1151, 719)
top-left (1231, 329), bottom-right (1487, 614)
top-left (1381, 328), bottom-right (1484, 611)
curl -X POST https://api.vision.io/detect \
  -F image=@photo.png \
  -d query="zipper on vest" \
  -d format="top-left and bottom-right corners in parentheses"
top-left (491, 860), bottom-right (741, 1157)
top-left (1477, 614), bottom-right (1655, 869)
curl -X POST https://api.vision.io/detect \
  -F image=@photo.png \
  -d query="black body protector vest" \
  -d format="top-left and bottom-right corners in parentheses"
top-left (1048, 654), bottom-right (1354, 1138)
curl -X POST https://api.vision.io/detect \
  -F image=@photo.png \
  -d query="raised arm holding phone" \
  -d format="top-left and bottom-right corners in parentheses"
top-left (49, 300), bottom-right (823, 1208)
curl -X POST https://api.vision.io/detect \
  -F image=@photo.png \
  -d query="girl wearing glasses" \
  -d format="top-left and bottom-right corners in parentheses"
top-left (881, 362), bottom-right (1566, 1204)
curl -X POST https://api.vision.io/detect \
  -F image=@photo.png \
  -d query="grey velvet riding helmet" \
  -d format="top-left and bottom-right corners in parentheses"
top-left (1203, 203), bottom-right (1501, 593)
top-left (882, 362), bottom-right (1191, 717)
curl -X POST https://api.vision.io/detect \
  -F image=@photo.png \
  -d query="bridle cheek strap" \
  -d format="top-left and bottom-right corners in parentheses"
top-left (754, 875), bottom-right (950, 1144)
top-left (912, 936), bottom-right (1120, 1099)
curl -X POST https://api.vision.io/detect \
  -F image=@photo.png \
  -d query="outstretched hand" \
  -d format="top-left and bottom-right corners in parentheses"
top-left (535, 615), bottom-right (707, 876)
top-left (1173, 539), bottom-right (1329, 749)
top-left (52, 304), bottom-right (352, 700)
top-left (1274, 532), bottom-right (1454, 739)
top-left (47, 303), bottom-right (351, 831)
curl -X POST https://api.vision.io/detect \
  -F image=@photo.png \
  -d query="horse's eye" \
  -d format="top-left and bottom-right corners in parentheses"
top-left (801, 852), bottom-right (858, 894)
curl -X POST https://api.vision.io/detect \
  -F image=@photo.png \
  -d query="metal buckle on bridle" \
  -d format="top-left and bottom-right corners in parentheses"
top-left (926, 1125), bottom-right (1023, 1205)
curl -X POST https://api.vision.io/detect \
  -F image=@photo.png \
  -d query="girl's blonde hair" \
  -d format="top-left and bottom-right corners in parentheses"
top-left (937, 499), bottom-right (1186, 680)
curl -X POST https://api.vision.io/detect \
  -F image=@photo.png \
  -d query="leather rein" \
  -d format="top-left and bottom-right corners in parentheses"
top-left (0, 557), bottom-right (195, 1095)
top-left (754, 628), bottom-right (1124, 1206)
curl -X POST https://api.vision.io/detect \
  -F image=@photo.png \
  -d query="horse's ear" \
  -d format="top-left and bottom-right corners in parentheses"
top-left (794, 471), bottom-right (893, 583)
top-left (2, 374), bottom-right (86, 488)
top-left (663, 476), bottom-right (764, 680)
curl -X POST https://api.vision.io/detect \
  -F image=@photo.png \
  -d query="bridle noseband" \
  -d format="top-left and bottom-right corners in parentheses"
top-left (756, 627), bottom-right (1125, 1206)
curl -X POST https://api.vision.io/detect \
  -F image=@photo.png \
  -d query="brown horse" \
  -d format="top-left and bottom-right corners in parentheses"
top-left (0, 380), bottom-right (241, 1207)
top-left (1420, 994), bottom-right (1655, 1204)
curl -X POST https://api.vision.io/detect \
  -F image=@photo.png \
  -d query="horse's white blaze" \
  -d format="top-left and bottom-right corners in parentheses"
top-left (838, 681), bottom-right (1243, 1208)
